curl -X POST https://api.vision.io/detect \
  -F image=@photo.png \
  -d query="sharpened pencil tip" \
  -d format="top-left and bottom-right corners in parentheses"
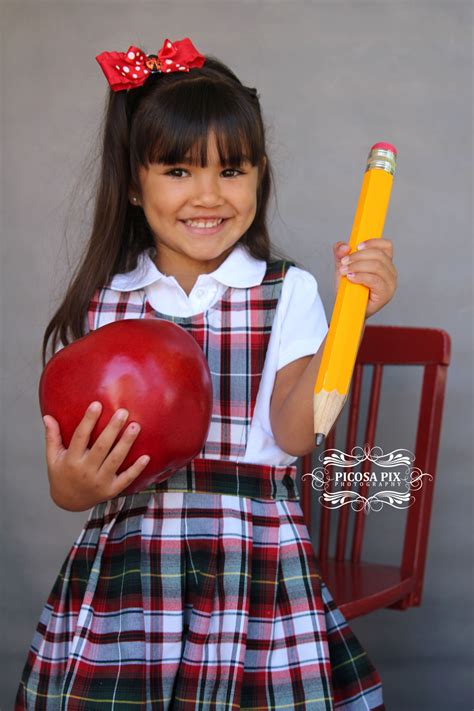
top-left (315, 433), bottom-right (325, 447)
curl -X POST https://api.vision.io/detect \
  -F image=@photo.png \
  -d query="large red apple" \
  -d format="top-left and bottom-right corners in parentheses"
top-left (39, 319), bottom-right (213, 495)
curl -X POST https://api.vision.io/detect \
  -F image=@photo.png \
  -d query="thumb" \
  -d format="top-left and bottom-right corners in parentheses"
top-left (43, 416), bottom-right (65, 458)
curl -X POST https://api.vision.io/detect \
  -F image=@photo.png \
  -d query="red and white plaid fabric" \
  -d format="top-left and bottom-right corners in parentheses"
top-left (16, 258), bottom-right (384, 709)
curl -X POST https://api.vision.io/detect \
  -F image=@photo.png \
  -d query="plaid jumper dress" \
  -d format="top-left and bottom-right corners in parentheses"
top-left (16, 258), bottom-right (385, 710)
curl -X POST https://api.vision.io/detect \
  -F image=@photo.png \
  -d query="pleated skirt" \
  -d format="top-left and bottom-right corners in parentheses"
top-left (15, 459), bottom-right (385, 710)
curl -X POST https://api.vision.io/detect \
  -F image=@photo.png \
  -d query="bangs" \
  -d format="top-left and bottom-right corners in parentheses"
top-left (130, 78), bottom-right (264, 171)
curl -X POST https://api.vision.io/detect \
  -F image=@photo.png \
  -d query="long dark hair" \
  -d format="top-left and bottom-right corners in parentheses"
top-left (42, 53), bottom-right (301, 367)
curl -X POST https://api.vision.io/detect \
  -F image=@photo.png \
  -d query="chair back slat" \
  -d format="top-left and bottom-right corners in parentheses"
top-left (399, 362), bottom-right (449, 604)
top-left (317, 503), bottom-right (330, 562)
top-left (317, 428), bottom-right (335, 561)
top-left (335, 364), bottom-right (363, 560)
top-left (351, 363), bottom-right (384, 562)
top-left (300, 452), bottom-right (312, 537)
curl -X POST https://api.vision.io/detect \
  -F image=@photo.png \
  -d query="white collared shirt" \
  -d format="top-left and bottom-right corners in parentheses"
top-left (70, 244), bottom-right (329, 465)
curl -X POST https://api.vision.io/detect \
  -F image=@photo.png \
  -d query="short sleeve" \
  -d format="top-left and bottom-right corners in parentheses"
top-left (276, 266), bottom-right (329, 371)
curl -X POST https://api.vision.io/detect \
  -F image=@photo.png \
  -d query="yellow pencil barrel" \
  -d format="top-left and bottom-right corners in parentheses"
top-left (313, 143), bottom-right (397, 438)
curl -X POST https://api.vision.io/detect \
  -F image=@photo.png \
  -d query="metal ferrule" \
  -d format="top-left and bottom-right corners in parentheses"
top-left (366, 147), bottom-right (397, 175)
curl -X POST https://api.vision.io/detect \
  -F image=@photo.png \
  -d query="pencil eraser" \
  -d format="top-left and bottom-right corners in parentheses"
top-left (371, 142), bottom-right (397, 155)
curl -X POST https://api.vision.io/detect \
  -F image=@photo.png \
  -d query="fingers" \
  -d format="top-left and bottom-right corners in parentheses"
top-left (356, 238), bottom-right (394, 258)
top-left (68, 401), bottom-right (104, 460)
top-left (343, 270), bottom-right (389, 291)
top-left (341, 262), bottom-right (398, 294)
top-left (334, 241), bottom-right (351, 255)
top-left (339, 254), bottom-right (394, 275)
top-left (95, 417), bottom-right (142, 474)
top-left (334, 238), bottom-right (394, 259)
top-left (336, 242), bottom-right (396, 286)
top-left (86, 406), bottom-right (130, 467)
top-left (332, 238), bottom-right (396, 320)
top-left (339, 248), bottom-right (396, 279)
top-left (109, 455), bottom-right (151, 498)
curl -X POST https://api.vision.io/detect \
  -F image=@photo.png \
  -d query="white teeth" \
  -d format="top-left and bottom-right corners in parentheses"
top-left (184, 218), bottom-right (223, 228)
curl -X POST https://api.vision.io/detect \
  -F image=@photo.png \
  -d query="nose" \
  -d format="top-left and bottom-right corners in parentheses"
top-left (191, 173), bottom-right (225, 207)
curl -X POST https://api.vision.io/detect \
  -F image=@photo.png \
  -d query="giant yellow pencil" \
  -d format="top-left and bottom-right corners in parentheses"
top-left (314, 142), bottom-right (398, 446)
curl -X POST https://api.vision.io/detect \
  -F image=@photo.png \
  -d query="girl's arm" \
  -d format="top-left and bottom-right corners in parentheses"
top-left (270, 325), bottom-right (365, 457)
top-left (270, 236), bottom-right (396, 457)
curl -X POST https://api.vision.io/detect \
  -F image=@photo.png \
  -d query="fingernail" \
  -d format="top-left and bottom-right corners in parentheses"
top-left (43, 416), bottom-right (48, 428)
top-left (90, 402), bottom-right (101, 412)
top-left (357, 243), bottom-right (365, 250)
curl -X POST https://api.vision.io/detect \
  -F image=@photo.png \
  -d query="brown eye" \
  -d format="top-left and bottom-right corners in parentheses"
top-left (222, 168), bottom-right (245, 177)
top-left (165, 168), bottom-right (188, 178)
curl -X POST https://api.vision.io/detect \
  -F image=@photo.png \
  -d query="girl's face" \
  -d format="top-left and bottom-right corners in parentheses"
top-left (133, 131), bottom-right (264, 289)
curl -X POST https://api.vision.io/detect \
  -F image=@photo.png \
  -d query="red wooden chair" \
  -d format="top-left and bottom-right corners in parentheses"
top-left (298, 325), bottom-right (451, 620)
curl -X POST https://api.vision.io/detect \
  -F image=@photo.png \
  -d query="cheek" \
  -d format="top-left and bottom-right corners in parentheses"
top-left (234, 187), bottom-right (257, 215)
top-left (245, 194), bottom-right (258, 218)
top-left (145, 195), bottom-right (175, 219)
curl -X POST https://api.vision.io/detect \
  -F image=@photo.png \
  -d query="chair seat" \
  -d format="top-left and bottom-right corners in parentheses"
top-left (317, 559), bottom-right (417, 620)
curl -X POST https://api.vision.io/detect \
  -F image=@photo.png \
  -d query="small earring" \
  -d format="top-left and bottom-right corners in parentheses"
top-left (132, 196), bottom-right (139, 204)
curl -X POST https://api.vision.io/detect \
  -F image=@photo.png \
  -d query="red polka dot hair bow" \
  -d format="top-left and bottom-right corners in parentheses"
top-left (96, 37), bottom-right (206, 92)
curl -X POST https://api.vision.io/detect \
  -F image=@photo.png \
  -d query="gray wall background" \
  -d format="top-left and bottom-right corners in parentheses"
top-left (1, 1), bottom-right (472, 709)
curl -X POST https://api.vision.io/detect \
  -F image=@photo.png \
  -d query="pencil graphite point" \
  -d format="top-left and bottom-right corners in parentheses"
top-left (315, 433), bottom-right (325, 447)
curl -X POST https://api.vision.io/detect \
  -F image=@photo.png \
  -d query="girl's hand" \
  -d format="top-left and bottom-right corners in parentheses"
top-left (43, 402), bottom-right (150, 512)
top-left (333, 238), bottom-right (397, 319)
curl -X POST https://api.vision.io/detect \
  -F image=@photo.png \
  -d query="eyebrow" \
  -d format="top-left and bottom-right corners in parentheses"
top-left (180, 156), bottom-right (252, 164)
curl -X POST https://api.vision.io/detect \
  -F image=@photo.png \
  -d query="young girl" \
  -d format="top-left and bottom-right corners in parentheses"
top-left (16, 37), bottom-right (397, 709)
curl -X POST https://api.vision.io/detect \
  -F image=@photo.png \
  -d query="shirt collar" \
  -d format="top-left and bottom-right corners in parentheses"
top-left (108, 242), bottom-right (267, 291)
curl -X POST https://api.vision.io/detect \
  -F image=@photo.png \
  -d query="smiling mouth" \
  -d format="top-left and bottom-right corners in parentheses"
top-left (180, 218), bottom-right (229, 235)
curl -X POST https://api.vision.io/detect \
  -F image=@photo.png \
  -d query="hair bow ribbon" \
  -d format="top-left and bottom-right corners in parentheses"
top-left (96, 37), bottom-right (205, 92)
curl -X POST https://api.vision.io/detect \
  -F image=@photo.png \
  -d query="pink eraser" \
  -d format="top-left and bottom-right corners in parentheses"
top-left (371, 142), bottom-right (397, 155)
